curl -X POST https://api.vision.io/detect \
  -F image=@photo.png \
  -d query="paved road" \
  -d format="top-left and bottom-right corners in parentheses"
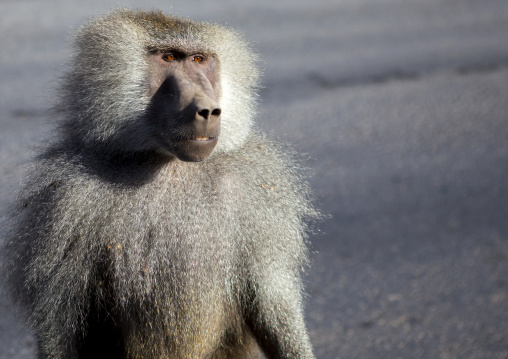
top-left (1, 1), bottom-right (508, 358)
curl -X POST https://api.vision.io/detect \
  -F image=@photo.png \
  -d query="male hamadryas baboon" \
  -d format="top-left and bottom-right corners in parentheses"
top-left (2, 9), bottom-right (320, 359)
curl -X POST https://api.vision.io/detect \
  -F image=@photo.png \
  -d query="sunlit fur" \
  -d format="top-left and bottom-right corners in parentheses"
top-left (2, 9), bottom-right (320, 359)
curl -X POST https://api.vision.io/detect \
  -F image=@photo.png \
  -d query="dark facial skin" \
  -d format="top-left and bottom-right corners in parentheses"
top-left (147, 49), bottom-right (222, 162)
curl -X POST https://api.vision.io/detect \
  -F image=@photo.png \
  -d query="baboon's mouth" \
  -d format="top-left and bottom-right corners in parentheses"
top-left (190, 136), bottom-right (216, 142)
top-left (170, 135), bottom-right (219, 162)
top-left (171, 135), bottom-right (218, 143)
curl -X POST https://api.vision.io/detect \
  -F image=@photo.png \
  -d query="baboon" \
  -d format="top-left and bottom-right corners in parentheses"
top-left (2, 9), bottom-right (320, 359)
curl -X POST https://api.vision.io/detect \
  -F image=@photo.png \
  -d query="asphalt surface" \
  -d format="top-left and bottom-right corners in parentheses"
top-left (1, 1), bottom-right (508, 358)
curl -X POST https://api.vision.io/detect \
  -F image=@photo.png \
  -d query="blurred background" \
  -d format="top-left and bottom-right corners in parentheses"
top-left (1, 0), bottom-right (508, 358)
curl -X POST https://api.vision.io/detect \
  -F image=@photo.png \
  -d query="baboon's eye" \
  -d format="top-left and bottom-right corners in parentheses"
top-left (162, 53), bottom-right (176, 61)
top-left (192, 55), bottom-right (204, 63)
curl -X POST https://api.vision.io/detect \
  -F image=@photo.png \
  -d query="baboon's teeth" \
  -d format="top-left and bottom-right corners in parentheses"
top-left (194, 136), bottom-right (210, 141)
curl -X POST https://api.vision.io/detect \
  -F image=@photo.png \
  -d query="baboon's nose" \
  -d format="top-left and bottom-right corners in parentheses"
top-left (197, 107), bottom-right (221, 121)
top-left (194, 94), bottom-right (221, 125)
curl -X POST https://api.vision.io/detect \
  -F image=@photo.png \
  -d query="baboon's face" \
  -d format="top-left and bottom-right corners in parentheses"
top-left (146, 49), bottom-right (222, 162)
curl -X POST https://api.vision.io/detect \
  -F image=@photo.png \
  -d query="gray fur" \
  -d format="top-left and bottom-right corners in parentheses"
top-left (2, 9), bottom-right (320, 359)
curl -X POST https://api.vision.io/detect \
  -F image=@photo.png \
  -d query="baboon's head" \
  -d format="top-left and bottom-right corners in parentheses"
top-left (61, 10), bottom-right (260, 161)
